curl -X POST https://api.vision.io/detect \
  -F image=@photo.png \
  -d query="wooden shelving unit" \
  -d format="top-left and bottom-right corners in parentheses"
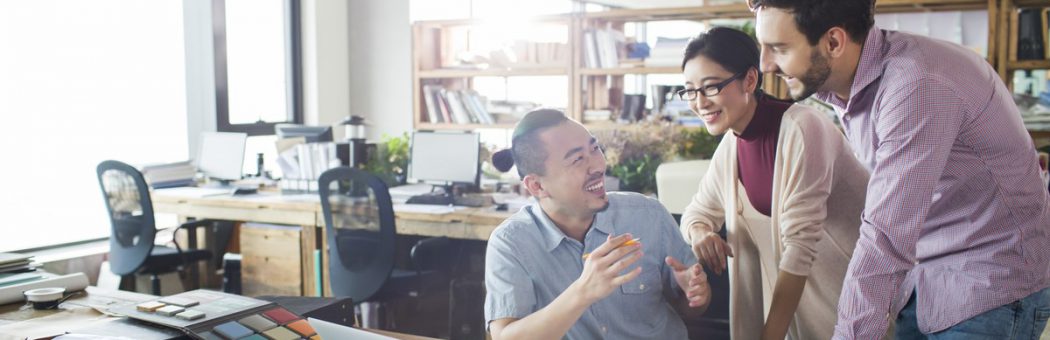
top-left (997, 0), bottom-right (1050, 92)
top-left (417, 67), bottom-right (570, 79)
top-left (1008, 60), bottom-right (1050, 70)
top-left (411, 15), bottom-right (574, 130)
top-left (411, 1), bottom-right (1000, 131)
top-left (416, 123), bottom-right (516, 130)
top-left (577, 66), bottom-right (680, 76)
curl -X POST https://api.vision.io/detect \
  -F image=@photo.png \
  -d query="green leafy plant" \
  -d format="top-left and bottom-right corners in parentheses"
top-left (364, 132), bottom-right (410, 186)
top-left (673, 127), bottom-right (721, 160)
top-left (595, 124), bottom-right (722, 194)
top-left (608, 153), bottom-right (661, 193)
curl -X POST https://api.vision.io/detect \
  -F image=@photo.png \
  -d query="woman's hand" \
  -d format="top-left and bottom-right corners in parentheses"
top-left (689, 226), bottom-right (733, 275)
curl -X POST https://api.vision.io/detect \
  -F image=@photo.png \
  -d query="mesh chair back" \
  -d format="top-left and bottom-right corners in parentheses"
top-left (96, 160), bottom-right (156, 276)
top-left (318, 167), bottom-right (396, 302)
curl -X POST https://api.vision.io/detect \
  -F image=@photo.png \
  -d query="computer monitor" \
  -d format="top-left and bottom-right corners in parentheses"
top-left (275, 124), bottom-right (333, 143)
top-left (197, 132), bottom-right (247, 182)
top-left (409, 131), bottom-right (480, 186)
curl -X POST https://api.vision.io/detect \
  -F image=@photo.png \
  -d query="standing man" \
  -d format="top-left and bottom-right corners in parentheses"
top-left (750, 0), bottom-right (1050, 339)
top-left (484, 109), bottom-right (710, 340)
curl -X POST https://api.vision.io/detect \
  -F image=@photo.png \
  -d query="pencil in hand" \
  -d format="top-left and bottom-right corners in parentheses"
top-left (582, 238), bottom-right (641, 259)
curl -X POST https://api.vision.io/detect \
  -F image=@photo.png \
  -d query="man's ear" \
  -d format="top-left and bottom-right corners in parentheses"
top-left (744, 67), bottom-right (759, 93)
top-left (522, 174), bottom-right (548, 199)
top-left (824, 27), bottom-right (849, 58)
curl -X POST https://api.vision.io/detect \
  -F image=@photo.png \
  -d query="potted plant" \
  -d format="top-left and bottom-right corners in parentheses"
top-left (364, 132), bottom-right (411, 186)
top-left (595, 124), bottom-right (721, 194)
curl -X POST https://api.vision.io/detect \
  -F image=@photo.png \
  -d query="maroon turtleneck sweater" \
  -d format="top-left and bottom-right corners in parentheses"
top-left (736, 94), bottom-right (792, 217)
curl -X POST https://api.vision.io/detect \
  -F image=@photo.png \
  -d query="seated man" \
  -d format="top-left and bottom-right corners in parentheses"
top-left (485, 109), bottom-right (710, 340)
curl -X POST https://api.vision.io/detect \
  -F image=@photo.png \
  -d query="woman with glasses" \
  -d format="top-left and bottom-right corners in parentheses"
top-left (677, 27), bottom-right (876, 340)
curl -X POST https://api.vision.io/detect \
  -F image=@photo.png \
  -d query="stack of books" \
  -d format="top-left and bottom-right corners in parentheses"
top-left (422, 85), bottom-right (496, 125)
top-left (0, 253), bottom-right (39, 289)
top-left (583, 28), bottom-right (626, 69)
top-left (140, 161), bottom-right (196, 188)
top-left (644, 36), bottom-right (690, 67)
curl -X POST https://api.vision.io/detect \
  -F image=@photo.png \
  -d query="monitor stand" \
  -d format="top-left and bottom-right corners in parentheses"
top-left (405, 184), bottom-right (486, 207)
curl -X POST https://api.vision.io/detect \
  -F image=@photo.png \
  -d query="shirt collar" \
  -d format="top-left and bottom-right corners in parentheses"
top-left (816, 26), bottom-right (884, 112)
top-left (527, 203), bottom-right (613, 253)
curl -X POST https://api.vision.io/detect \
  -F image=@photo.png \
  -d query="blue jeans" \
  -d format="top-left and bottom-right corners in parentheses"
top-left (896, 287), bottom-right (1050, 339)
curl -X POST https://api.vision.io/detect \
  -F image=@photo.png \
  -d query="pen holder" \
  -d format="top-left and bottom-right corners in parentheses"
top-left (23, 287), bottom-right (75, 310)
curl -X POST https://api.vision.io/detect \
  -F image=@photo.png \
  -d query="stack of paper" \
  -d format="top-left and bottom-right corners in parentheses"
top-left (140, 161), bottom-right (196, 188)
top-left (645, 37), bottom-right (690, 67)
top-left (0, 253), bottom-right (34, 274)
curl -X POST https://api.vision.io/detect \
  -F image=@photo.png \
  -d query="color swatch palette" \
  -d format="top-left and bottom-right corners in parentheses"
top-left (110, 289), bottom-right (320, 340)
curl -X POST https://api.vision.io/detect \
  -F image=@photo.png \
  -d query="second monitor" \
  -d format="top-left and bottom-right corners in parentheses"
top-left (407, 131), bottom-right (482, 206)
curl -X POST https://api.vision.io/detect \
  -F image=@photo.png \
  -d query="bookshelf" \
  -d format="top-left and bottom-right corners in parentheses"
top-left (411, 16), bottom-right (574, 130)
top-left (997, 0), bottom-right (1050, 86)
top-left (411, 1), bottom-right (998, 131)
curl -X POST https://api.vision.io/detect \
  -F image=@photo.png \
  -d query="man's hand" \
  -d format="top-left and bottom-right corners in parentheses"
top-left (689, 226), bottom-right (733, 275)
top-left (573, 233), bottom-right (644, 305)
top-left (667, 257), bottom-right (710, 308)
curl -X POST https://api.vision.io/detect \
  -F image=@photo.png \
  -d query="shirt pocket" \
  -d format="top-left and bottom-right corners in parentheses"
top-left (620, 269), bottom-right (661, 295)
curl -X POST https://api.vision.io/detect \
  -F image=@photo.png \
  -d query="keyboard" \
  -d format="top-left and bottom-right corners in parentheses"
top-left (405, 194), bottom-right (489, 207)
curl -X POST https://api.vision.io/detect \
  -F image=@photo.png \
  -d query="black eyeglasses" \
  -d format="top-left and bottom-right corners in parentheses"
top-left (677, 71), bottom-right (747, 100)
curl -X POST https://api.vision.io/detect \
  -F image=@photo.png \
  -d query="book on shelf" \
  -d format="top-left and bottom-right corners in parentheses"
top-left (1017, 8), bottom-right (1046, 60)
top-left (444, 90), bottom-right (476, 124)
top-left (422, 84), bottom-right (442, 123)
top-left (583, 109), bottom-right (613, 123)
top-left (583, 28), bottom-right (625, 68)
top-left (421, 85), bottom-right (497, 125)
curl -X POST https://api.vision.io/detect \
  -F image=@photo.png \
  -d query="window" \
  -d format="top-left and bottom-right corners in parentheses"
top-left (214, 0), bottom-right (303, 136)
top-left (0, 1), bottom-right (188, 252)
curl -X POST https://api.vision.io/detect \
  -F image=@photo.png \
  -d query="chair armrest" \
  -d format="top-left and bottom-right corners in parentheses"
top-left (410, 237), bottom-right (451, 271)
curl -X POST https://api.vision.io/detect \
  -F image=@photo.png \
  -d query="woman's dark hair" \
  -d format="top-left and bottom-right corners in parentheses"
top-left (748, 0), bottom-right (874, 45)
top-left (681, 26), bottom-right (763, 95)
top-left (491, 109), bottom-right (570, 177)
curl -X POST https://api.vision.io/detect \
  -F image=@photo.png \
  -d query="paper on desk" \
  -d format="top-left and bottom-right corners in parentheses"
top-left (153, 187), bottom-right (233, 198)
top-left (0, 272), bottom-right (88, 305)
top-left (308, 317), bottom-right (397, 340)
top-left (491, 193), bottom-right (534, 212)
top-left (55, 334), bottom-right (139, 340)
top-left (394, 204), bottom-right (458, 214)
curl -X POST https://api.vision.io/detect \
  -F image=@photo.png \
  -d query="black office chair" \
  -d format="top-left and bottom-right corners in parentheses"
top-left (96, 160), bottom-right (213, 295)
top-left (318, 167), bottom-right (452, 330)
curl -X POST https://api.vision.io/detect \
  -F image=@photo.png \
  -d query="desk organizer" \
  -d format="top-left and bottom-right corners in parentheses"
top-left (109, 289), bottom-right (320, 340)
top-left (279, 178), bottom-right (319, 194)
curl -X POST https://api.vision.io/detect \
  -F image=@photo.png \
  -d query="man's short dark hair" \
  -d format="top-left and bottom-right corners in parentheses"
top-left (749, 0), bottom-right (874, 45)
top-left (491, 109), bottom-right (570, 177)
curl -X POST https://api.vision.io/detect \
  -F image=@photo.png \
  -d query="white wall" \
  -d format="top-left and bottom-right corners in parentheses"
top-left (184, 0), bottom-right (217, 159)
top-left (185, 0), bottom-right (413, 147)
top-left (348, 0), bottom-right (414, 141)
top-left (302, 0), bottom-right (352, 137)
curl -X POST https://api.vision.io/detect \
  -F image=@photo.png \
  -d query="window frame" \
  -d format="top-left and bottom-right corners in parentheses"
top-left (212, 0), bottom-right (304, 136)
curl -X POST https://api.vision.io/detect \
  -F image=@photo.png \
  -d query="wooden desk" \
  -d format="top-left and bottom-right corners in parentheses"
top-left (151, 191), bottom-right (511, 297)
top-left (0, 286), bottom-right (440, 340)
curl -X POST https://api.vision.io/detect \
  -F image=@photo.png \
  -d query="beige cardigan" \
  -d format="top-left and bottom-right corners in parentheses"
top-left (680, 103), bottom-right (868, 276)
top-left (680, 104), bottom-right (871, 339)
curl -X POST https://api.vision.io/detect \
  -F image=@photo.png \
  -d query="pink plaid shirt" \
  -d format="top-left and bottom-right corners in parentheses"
top-left (817, 27), bottom-right (1050, 338)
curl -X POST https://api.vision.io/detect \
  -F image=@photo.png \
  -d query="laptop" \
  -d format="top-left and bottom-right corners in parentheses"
top-left (308, 317), bottom-right (396, 340)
